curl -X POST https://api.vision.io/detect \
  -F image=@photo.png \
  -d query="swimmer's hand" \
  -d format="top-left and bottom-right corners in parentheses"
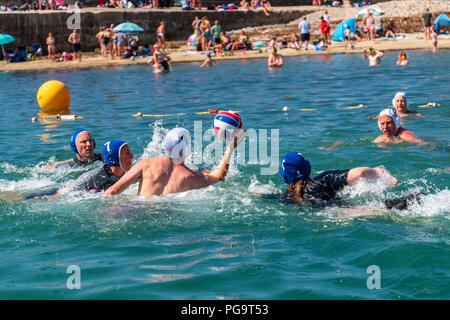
top-left (227, 129), bottom-right (248, 151)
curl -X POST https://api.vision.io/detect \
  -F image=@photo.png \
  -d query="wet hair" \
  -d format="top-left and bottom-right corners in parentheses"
top-left (285, 180), bottom-right (306, 204)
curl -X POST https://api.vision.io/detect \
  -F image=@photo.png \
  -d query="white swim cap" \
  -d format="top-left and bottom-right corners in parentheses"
top-left (392, 92), bottom-right (409, 108)
top-left (378, 108), bottom-right (400, 132)
top-left (163, 128), bottom-right (191, 163)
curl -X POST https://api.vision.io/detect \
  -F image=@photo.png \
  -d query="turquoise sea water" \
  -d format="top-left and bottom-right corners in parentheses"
top-left (0, 50), bottom-right (449, 299)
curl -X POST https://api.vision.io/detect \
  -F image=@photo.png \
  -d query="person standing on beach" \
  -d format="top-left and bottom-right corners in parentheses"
top-left (298, 17), bottom-right (311, 50)
top-left (320, 16), bottom-right (330, 47)
top-left (156, 21), bottom-right (166, 50)
top-left (431, 25), bottom-right (438, 52)
top-left (422, 8), bottom-right (433, 40)
top-left (68, 29), bottom-right (82, 62)
top-left (46, 32), bottom-right (56, 61)
top-left (344, 25), bottom-right (353, 49)
top-left (211, 20), bottom-right (222, 46)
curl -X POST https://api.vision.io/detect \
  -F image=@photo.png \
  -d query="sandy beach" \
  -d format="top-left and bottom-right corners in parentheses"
top-left (1, 1), bottom-right (449, 72)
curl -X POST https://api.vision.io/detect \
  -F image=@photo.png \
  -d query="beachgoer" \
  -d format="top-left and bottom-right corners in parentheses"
top-left (240, 0), bottom-right (250, 10)
top-left (268, 37), bottom-right (277, 49)
top-left (431, 25), bottom-right (438, 52)
top-left (150, 44), bottom-right (171, 71)
top-left (115, 31), bottom-right (127, 58)
top-left (68, 29), bottom-right (82, 62)
top-left (46, 32), bottom-right (56, 61)
top-left (373, 109), bottom-right (425, 145)
top-left (268, 48), bottom-right (283, 68)
top-left (396, 52), bottom-right (409, 66)
top-left (363, 12), bottom-right (375, 41)
top-left (363, 47), bottom-right (383, 66)
top-left (231, 31), bottom-right (249, 53)
top-left (211, 20), bottom-right (222, 46)
top-left (344, 25), bottom-right (353, 49)
top-left (46, 130), bottom-right (103, 169)
top-left (202, 27), bottom-right (214, 52)
top-left (96, 27), bottom-right (107, 59)
top-left (260, 0), bottom-right (270, 16)
top-left (422, 8), bottom-right (433, 40)
top-left (200, 53), bottom-right (215, 67)
top-left (320, 16), bottom-right (330, 47)
top-left (156, 21), bottom-right (166, 50)
top-left (57, 140), bottom-right (133, 195)
top-left (391, 92), bottom-right (423, 118)
top-left (298, 17), bottom-right (311, 50)
top-left (290, 33), bottom-right (300, 50)
top-left (280, 152), bottom-right (397, 206)
top-left (152, 0), bottom-right (159, 8)
top-left (385, 18), bottom-right (396, 40)
top-left (104, 127), bottom-right (248, 198)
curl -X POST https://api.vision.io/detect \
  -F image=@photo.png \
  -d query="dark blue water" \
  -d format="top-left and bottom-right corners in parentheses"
top-left (0, 50), bottom-right (449, 299)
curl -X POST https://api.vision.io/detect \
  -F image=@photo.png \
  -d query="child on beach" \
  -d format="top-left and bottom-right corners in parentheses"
top-left (431, 26), bottom-right (438, 52)
top-left (344, 25), bottom-right (353, 49)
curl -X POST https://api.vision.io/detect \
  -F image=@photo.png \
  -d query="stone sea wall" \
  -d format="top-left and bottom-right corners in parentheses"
top-left (0, 8), bottom-right (313, 52)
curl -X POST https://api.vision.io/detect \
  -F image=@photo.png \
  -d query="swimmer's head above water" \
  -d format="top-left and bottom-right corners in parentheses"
top-left (163, 128), bottom-right (191, 165)
top-left (103, 140), bottom-right (133, 172)
top-left (280, 152), bottom-right (311, 185)
top-left (392, 91), bottom-right (409, 113)
top-left (378, 108), bottom-right (400, 136)
top-left (70, 129), bottom-right (96, 159)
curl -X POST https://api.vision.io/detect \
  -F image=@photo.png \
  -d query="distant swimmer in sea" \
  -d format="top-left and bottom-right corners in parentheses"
top-left (396, 52), bottom-right (409, 66)
top-left (150, 44), bottom-right (171, 73)
top-left (268, 48), bottom-right (283, 68)
top-left (392, 92), bottom-right (423, 118)
top-left (57, 140), bottom-right (134, 195)
top-left (373, 109), bottom-right (426, 145)
top-left (200, 53), bottom-right (215, 67)
top-left (280, 152), bottom-right (397, 206)
top-left (363, 47), bottom-right (383, 66)
top-left (46, 129), bottom-right (103, 169)
top-left (104, 127), bottom-right (248, 198)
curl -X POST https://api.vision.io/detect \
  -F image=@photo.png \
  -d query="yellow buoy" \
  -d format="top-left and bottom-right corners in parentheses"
top-left (37, 80), bottom-right (71, 113)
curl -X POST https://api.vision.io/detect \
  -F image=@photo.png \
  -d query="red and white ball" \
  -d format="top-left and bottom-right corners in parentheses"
top-left (213, 110), bottom-right (243, 141)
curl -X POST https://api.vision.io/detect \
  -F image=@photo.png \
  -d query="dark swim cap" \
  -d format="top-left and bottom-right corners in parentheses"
top-left (103, 140), bottom-right (128, 170)
top-left (70, 129), bottom-right (88, 154)
top-left (280, 152), bottom-right (311, 185)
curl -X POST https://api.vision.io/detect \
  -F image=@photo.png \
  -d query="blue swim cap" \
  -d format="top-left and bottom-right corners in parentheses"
top-left (280, 152), bottom-right (311, 184)
top-left (70, 129), bottom-right (88, 154)
top-left (102, 140), bottom-right (128, 169)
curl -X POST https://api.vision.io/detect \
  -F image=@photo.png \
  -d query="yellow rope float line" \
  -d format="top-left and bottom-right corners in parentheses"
top-left (297, 108), bottom-right (317, 111)
top-left (133, 110), bottom-right (241, 118)
top-left (418, 103), bottom-right (440, 108)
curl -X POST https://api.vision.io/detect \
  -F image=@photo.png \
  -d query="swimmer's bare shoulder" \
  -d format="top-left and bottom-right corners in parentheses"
top-left (104, 157), bottom-right (159, 197)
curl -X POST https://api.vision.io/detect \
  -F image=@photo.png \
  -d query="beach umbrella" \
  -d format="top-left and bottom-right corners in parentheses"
top-left (0, 33), bottom-right (15, 59)
top-left (113, 22), bottom-right (144, 34)
top-left (356, 7), bottom-right (384, 19)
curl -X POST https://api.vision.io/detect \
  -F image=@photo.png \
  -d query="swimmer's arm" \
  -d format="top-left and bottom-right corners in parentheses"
top-left (199, 130), bottom-right (248, 186)
top-left (46, 158), bottom-right (74, 169)
top-left (104, 162), bottom-right (143, 196)
top-left (318, 141), bottom-right (343, 150)
top-left (372, 135), bottom-right (387, 143)
top-left (400, 131), bottom-right (428, 145)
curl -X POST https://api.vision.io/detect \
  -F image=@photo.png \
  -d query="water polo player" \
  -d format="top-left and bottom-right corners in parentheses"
top-left (104, 127), bottom-right (247, 198)
top-left (373, 108), bottom-right (425, 144)
top-left (47, 129), bottom-right (103, 168)
top-left (57, 140), bottom-right (133, 194)
top-left (280, 152), bottom-right (397, 206)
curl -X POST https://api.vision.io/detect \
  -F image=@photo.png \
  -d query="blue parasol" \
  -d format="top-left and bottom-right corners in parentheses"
top-left (113, 22), bottom-right (144, 34)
